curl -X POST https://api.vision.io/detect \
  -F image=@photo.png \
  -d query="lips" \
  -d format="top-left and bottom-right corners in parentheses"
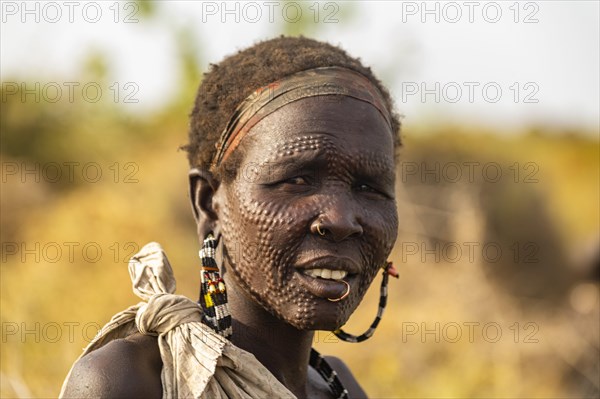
top-left (294, 256), bottom-right (360, 300)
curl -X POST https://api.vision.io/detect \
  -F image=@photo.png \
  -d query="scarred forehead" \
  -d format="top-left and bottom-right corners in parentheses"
top-left (212, 66), bottom-right (393, 168)
top-left (239, 96), bottom-right (395, 169)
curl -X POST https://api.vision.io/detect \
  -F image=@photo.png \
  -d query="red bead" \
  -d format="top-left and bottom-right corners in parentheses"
top-left (385, 262), bottom-right (399, 278)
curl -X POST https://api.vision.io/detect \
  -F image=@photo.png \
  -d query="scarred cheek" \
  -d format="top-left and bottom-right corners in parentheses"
top-left (220, 187), bottom-right (327, 329)
top-left (222, 183), bottom-right (316, 287)
top-left (380, 203), bottom-right (399, 252)
top-left (362, 199), bottom-right (398, 244)
top-left (354, 202), bottom-right (398, 291)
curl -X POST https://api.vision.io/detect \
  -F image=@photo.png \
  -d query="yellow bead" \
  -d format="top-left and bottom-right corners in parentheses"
top-left (208, 284), bottom-right (216, 294)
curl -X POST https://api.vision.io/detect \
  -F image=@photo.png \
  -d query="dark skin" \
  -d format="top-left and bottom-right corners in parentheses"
top-left (61, 96), bottom-right (398, 398)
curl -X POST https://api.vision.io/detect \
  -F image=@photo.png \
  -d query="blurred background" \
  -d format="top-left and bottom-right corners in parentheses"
top-left (1, 1), bottom-right (598, 398)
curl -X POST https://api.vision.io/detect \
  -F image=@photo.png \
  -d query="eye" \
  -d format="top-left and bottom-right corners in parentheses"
top-left (356, 183), bottom-right (378, 192)
top-left (283, 176), bottom-right (310, 185)
top-left (272, 176), bottom-right (315, 193)
top-left (354, 182), bottom-right (392, 199)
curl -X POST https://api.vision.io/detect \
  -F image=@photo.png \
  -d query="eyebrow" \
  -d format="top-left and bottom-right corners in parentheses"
top-left (258, 149), bottom-right (395, 183)
top-left (258, 155), bottom-right (327, 182)
top-left (355, 154), bottom-right (395, 174)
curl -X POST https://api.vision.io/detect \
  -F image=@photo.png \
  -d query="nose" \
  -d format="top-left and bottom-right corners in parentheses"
top-left (310, 194), bottom-right (364, 242)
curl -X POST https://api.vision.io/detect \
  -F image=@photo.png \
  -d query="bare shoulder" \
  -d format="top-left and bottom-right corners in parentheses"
top-left (324, 355), bottom-right (368, 399)
top-left (61, 333), bottom-right (162, 399)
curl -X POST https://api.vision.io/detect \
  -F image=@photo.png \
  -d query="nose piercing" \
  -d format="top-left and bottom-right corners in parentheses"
top-left (327, 280), bottom-right (350, 302)
top-left (316, 221), bottom-right (326, 236)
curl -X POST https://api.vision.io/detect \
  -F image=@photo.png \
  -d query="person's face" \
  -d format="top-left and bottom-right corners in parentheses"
top-left (216, 95), bottom-right (398, 331)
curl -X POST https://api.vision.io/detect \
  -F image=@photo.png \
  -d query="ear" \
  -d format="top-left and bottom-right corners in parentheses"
top-left (189, 168), bottom-right (221, 240)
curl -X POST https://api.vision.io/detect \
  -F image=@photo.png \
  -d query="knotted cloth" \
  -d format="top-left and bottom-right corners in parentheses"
top-left (59, 242), bottom-right (295, 398)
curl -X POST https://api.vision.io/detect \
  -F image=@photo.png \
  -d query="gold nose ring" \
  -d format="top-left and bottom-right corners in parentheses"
top-left (316, 222), bottom-right (326, 236)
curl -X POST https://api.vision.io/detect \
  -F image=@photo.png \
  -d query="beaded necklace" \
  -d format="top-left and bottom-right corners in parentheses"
top-left (310, 348), bottom-right (349, 399)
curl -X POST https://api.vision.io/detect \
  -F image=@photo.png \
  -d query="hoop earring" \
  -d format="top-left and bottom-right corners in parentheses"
top-left (198, 233), bottom-right (232, 338)
top-left (333, 262), bottom-right (398, 343)
top-left (327, 280), bottom-right (350, 302)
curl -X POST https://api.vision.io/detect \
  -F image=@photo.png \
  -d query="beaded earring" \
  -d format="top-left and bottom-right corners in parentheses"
top-left (333, 262), bottom-right (399, 343)
top-left (198, 233), bottom-right (232, 338)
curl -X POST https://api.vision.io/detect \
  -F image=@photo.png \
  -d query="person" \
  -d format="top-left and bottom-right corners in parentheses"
top-left (60, 36), bottom-right (401, 399)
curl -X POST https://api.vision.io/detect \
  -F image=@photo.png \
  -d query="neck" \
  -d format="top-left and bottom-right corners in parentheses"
top-left (224, 272), bottom-right (314, 398)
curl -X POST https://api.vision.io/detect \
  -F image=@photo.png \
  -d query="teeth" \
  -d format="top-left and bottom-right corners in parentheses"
top-left (305, 268), bottom-right (347, 280)
top-left (331, 270), bottom-right (344, 280)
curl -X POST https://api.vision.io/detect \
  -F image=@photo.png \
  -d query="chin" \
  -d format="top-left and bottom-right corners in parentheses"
top-left (283, 305), bottom-right (352, 332)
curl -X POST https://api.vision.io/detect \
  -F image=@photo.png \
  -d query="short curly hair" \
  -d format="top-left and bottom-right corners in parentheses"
top-left (184, 36), bottom-right (401, 174)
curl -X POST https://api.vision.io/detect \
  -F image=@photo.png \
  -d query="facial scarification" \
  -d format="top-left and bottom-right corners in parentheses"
top-left (217, 96), bottom-right (398, 331)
